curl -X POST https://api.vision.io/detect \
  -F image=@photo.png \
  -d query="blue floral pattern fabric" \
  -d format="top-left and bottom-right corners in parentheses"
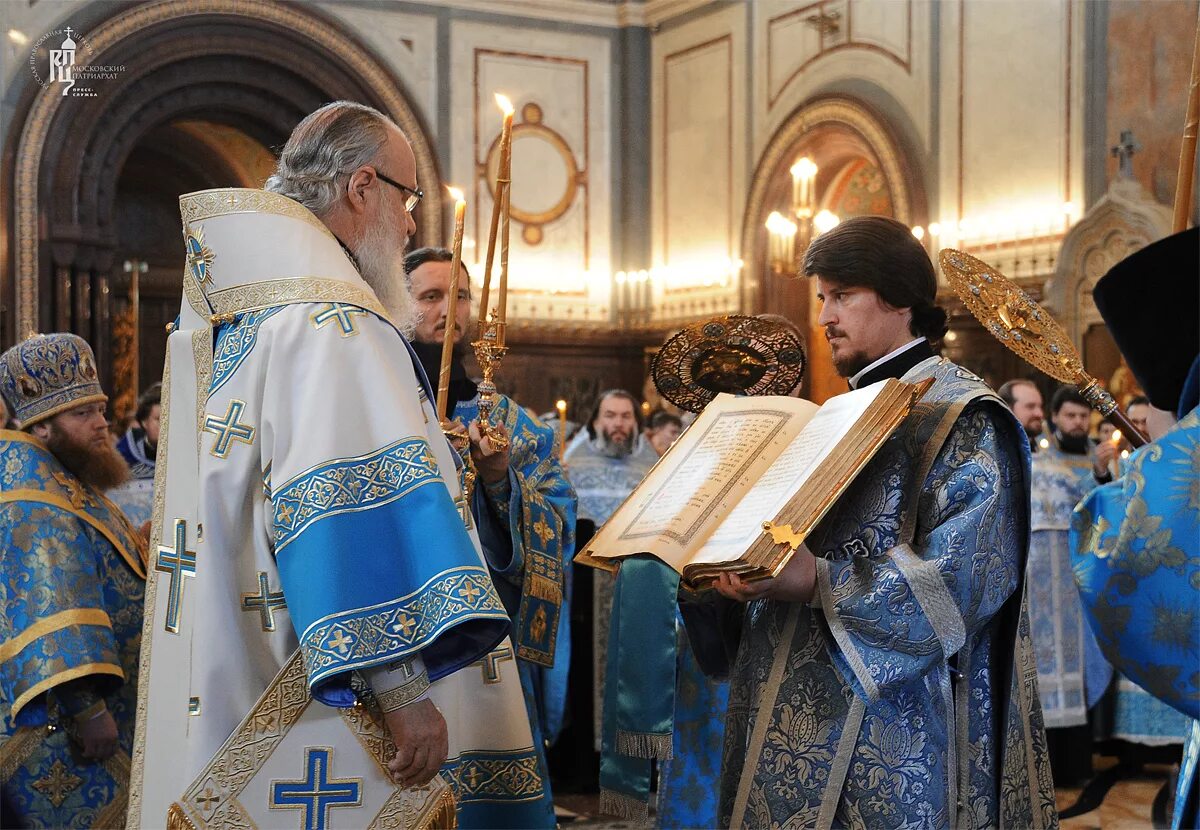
top-left (1028, 444), bottom-right (1112, 726)
top-left (720, 360), bottom-right (1056, 830)
top-left (0, 432), bottom-right (145, 828)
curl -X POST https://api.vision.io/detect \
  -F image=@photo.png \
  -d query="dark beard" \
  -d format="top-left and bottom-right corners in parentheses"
top-left (1054, 429), bottom-right (1089, 455)
top-left (46, 430), bottom-right (131, 489)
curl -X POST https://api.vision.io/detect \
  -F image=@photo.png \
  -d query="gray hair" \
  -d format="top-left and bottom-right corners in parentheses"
top-left (265, 101), bottom-right (395, 217)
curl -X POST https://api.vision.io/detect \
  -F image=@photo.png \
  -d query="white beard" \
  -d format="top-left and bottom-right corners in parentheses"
top-left (355, 221), bottom-right (417, 337)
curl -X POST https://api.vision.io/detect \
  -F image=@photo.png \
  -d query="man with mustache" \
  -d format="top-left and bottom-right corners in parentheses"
top-left (0, 333), bottom-right (147, 827)
top-left (562, 390), bottom-right (656, 770)
top-left (132, 102), bottom-right (548, 829)
top-left (1025, 385), bottom-right (1114, 788)
top-left (688, 216), bottom-right (1054, 828)
top-left (404, 246), bottom-right (577, 826)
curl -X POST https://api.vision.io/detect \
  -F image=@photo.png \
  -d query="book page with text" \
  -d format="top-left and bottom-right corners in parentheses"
top-left (582, 394), bottom-right (816, 572)
top-left (687, 380), bottom-right (890, 566)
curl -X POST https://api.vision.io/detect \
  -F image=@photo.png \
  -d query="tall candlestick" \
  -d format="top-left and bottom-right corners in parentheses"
top-left (480, 94), bottom-right (515, 329)
top-left (497, 184), bottom-right (512, 343)
top-left (438, 187), bottom-right (467, 422)
top-left (556, 399), bottom-right (567, 461)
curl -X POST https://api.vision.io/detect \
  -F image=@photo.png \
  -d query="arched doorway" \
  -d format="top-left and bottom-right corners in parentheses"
top-left (3, 0), bottom-right (440, 416)
top-left (740, 96), bottom-right (926, 402)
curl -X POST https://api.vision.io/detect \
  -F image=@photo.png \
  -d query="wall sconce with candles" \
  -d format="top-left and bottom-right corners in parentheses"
top-left (766, 156), bottom-right (841, 275)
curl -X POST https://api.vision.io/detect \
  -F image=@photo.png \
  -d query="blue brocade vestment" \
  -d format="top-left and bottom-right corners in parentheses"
top-left (0, 431), bottom-right (146, 828)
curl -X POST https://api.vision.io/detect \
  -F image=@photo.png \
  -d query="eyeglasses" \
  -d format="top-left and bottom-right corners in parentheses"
top-left (375, 169), bottom-right (423, 212)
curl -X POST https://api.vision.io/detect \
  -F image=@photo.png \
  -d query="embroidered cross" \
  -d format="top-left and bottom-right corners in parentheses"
top-left (326, 629), bottom-right (354, 656)
top-left (269, 747), bottom-right (362, 830)
top-left (532, 516), bottom-right (555, 546)
top-left (242, 571), bottom-right (287, 632)
top-left (472, 645), bottom-right (513, 685)
top-left (32, 760), bottom-right (82, 808)
top-left (465, 766), bottom-right (483, 790)
top-left (310, 303), bottom-right (368, 337)
top-left (460, 580), bottom-right (482, 604)
top-left (194, 786), bottom-right (220, 816)
top-left (392, 613), bottom-right (416, 638)
top-left (184, 225), bottom-right (215, 287)
top-left (156, 518), bottom-right (196, 634)
top-left (203, 399), bottom-right (255, 458)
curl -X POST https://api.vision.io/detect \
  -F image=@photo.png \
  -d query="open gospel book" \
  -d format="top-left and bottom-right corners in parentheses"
top-left (574, 377), bottom-right (934, 589)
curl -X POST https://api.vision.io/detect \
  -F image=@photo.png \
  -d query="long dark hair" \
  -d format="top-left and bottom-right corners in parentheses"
top-left (585, 389), bottom-right (643, 439)
top-left (802, 215), bottom-right (948, 340)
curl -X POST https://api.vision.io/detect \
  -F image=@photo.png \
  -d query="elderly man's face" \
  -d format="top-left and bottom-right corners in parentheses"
top-left (351, 127), bottom-right (420, 330)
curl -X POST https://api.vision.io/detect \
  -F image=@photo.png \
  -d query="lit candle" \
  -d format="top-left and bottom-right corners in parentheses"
top-left (495, 94), bottom-right (515, 341)
top-left (791, 157), bottom-right (817, 218)
top-left (480, 94), bottom-right (515, 329)
top-left (437, 187), bottom-right (467, 422)
top-left (1110, 428), bottom-right (1123, 478)
top-left (556, 399), bottom-right (567, 460)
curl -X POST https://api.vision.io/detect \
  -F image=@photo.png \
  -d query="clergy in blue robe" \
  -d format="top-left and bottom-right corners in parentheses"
top-left (406, 246), bottom-right (577, 828)
top-left (1026, 387), bottom-right (1113, 785)
top-left (1070, 227), bottom-right (1199, 829)
top-left (688, 218), bottom-right (1056, 828)
top-left (0, 333), bottom-right (147, 828)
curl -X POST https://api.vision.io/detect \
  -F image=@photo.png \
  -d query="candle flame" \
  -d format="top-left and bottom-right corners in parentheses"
top-left (494, 93), bottom-right (515, 116)
top-left (556, 399), bottom-right (567, 412)
top-left (1111, 429), bottom-right (1122, 445)
top-left (446, 186), bottom-right (465, 203)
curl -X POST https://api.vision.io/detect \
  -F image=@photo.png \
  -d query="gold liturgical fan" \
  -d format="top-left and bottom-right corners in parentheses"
top-left (939, 248), bottom-right (1148, 447)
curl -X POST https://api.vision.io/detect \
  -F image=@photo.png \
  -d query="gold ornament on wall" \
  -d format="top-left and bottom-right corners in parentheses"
top-left (481, 102), bottom-right (584, 247)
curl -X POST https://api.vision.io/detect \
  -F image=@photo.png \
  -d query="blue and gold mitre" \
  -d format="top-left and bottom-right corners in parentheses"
top-left (0, 332), bottom-right (106, 427)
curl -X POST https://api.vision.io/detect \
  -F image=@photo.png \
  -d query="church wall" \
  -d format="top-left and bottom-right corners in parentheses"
top-left (1103, 0), bottom-right (1200, 223)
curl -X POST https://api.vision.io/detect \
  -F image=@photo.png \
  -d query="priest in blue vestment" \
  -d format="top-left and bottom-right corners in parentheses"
top-left (406, 246), bottom-right (577, 828)
top-left (0, 333), bottom-right (147, 828)
top-left (1071, 227), bottom-right (1199, 829)
top-left (684, 217), bottom-right (1057, 829)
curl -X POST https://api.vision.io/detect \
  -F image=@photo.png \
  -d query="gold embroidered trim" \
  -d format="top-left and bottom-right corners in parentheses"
top-left (207, 278), bottom-right (387, 320)
top-left (167, 802), bottom-right (198, 830)
top-left (0, 608), bottom-right (113, 664)
top-left (0, 490), bottom-right (145, 579)
top-left (10, 663), bottom-right (124, 724)
top-left (179, 188), bottom-right (337, 241)
top-left (0, 725), bottom-right (46, 783)
top-left (127, 342), bottom-right (173, 822)
top-left (376, 671), bottom-right (430, 713)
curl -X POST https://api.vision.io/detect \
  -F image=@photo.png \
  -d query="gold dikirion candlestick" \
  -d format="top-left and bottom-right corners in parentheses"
top-left (437, 186), bottom-right (467, 424)
top-left (472, 93), bottom-right (516, 453)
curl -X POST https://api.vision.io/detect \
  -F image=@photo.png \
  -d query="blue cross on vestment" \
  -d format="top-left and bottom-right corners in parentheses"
top-left (270, 747), bottom-right (362, 830)
top-left (155, 518), bottom-right (196, 634)
top-left (202, 399), bottom-right (255, 458)
top-left (310, 303), bottom-right (368, 337)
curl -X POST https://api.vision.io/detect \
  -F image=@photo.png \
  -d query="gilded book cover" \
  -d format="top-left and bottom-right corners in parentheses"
top-left (575, 377), bottom-right (933, 589)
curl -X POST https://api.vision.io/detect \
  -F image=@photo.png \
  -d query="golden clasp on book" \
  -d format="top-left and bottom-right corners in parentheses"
top-left (761, 520), bottom-right (805, 552)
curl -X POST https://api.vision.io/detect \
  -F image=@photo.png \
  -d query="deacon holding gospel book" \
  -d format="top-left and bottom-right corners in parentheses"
top-left (682, 217), bottom-right (1057, 828)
